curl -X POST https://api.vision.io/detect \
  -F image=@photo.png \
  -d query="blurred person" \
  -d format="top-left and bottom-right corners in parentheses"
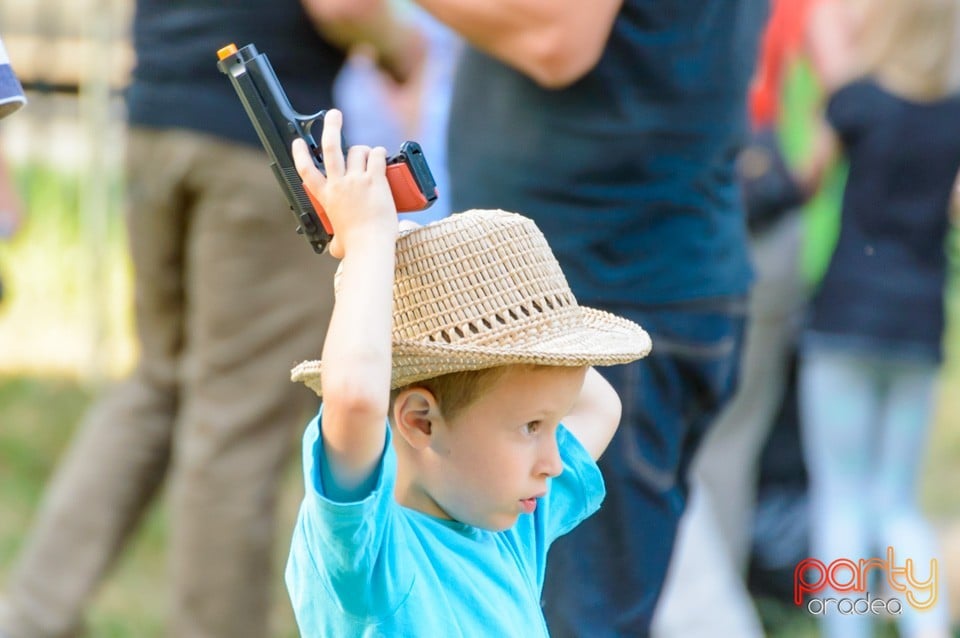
top-left (335, 1), bottom-right (461, 224)
top-left (796, 0), bottom-right (960, 636)
top-left (0, 33), bottom-right (26, 303)
top-left (0, 2), bottom-right (420, 638)
top-left (0, 151), bottom-right (22, 306)
top-left (397, 5), bottom-right (461, 223)
top-left (0, 154), bottom-right (21, 242)
top-left (653, 2), bottom-right (819, 635)
top-left (0, 35), bottom-right (25, 122)
top-left (409, 1), bottom-right (768, 635)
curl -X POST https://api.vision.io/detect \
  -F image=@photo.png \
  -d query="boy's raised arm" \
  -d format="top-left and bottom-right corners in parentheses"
top-left (292, 110), bottom-right (398, 501)
top-left (561, 367), bottom-right (622, 461)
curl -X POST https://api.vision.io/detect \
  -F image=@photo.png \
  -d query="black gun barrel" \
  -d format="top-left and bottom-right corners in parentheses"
top-left (218, 43), bottom-right (331, 253)
top-left (218, 42), bottom-right (439, 254)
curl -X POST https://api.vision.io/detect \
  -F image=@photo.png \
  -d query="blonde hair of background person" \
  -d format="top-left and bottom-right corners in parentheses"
top-left (801, 0), bottom-right (960, 193)
top-left (851, 0), bottom-right (959, 98)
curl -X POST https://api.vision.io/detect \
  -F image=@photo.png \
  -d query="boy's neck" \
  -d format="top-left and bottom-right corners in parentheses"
top-left (393, 452), bottom-right (452, 521)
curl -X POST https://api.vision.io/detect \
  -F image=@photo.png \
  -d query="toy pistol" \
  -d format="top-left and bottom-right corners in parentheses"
top-left (216, 43), bottom-right (438, 253)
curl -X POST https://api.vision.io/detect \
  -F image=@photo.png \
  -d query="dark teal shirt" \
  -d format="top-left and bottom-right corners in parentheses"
top-left (126, 0), bottom-right (345, 148)
top-left (447, 2), bottom-right (767, 305)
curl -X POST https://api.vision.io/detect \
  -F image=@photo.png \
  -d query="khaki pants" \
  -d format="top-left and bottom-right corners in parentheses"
top-left (0, 128), bottom-right (336, 638)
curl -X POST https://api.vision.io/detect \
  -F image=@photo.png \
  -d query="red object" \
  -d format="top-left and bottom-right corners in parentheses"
top-left (749, 0), bottom-right (821, 128)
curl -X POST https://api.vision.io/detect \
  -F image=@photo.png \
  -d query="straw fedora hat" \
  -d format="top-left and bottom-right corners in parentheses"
top-left (291, 209), bottom-right (651, 396)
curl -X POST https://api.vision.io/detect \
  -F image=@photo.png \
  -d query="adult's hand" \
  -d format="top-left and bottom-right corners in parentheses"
top-left (413, 0), bottom-right (623, 88)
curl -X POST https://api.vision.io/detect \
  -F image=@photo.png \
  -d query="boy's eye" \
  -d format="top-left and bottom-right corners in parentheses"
top-left (524, 421), bottom-right (541, 434)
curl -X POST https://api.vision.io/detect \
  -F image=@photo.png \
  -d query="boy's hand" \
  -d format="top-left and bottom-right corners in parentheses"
top-left (292, 109), bottom-right (398, 259)
top-left (293, 110), bottom-right (397, 501)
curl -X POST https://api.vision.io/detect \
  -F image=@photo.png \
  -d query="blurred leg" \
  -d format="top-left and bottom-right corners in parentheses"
top-left (872, 361), bottom-right (951, 638)
top-left (0, 127), bottom-right (189, 638)
top-left (694, 215), bottom-right (803, 571)
top-left (651, 217), bottom-right (802, 637)
top-left (165, 132), bottom-right (335, 638)
top-left (799, 347), bottom-right (875, 638)
top-left (650, 476), bottom-right (764, 638)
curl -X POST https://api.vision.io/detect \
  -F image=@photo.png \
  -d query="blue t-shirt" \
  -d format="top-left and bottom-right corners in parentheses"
top-left (286, 413), bottom-right (605, 637)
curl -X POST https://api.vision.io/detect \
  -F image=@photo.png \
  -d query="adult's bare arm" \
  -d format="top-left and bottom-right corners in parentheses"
top-left (301, 0), bottom-right (423, 83)
top-left (414, 0), bottom-right (623, 88)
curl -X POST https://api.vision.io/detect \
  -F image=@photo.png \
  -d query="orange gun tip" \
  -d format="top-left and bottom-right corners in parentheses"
top-left (217, 43), bottom-right (238, 61)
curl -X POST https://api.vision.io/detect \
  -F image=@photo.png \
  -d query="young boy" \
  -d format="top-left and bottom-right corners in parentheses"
top-left (285, 109), bottom-right (652, 636)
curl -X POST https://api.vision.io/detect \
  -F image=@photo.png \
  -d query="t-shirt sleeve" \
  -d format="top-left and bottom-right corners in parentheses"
top-left (285, 409), bottom-right (411, 629)
top-left (539, 425), bottom-right (605, 544)
top-left (825, 80), bottom-right (875, 147)
top-left (517, 425), bottom-right (605, 588)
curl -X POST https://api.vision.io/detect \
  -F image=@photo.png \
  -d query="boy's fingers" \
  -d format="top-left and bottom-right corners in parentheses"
top-left (292, 138), bottom-right (323, 186)
top-left (367, 146), bottom-right (387, 174)
top-left (346, 145), bottom-right (371, 175)
top-left (397, 219), bottom-right (421, 234)
top-left (321, 109), bottom-right (345, 177)
top-left (329, 235), bottom-right (345, 260)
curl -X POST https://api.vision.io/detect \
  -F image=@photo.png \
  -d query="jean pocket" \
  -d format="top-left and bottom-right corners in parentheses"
top-left (601, 303), bottom-right (747, 493)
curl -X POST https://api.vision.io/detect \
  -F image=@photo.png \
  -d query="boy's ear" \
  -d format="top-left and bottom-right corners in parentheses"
top-left (393, 388), bottom-right (444, 450)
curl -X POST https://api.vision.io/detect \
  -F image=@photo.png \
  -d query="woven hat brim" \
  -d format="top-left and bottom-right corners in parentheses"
top-left (291, 306), bottom-right (652, 397)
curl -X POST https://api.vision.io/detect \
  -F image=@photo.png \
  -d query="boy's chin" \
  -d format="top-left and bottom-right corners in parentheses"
top-left (473, 512), bottom-right (520, 533)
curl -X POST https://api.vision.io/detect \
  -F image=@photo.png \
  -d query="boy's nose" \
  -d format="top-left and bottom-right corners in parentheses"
top-left (536, 438), bottom-right (564, 478)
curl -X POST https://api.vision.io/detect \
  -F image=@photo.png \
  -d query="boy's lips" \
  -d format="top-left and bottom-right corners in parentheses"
top-left (519, 493), bottom-right (545, 514)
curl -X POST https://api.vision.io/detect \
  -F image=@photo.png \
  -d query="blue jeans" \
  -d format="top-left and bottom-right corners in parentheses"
top-left (799, 344), bottom-right (949, 638)
top-left (542, 298), bottom-right (747, 637)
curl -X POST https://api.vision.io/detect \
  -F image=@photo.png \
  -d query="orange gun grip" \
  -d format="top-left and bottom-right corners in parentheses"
top-left (387, 164), bottom-right (428, 212)
top-left (304, 185), bottom-right (333, 234)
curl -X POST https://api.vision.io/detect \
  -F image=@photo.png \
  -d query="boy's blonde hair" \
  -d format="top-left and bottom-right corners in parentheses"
top-left (390, 364), bottom-right (548, 423)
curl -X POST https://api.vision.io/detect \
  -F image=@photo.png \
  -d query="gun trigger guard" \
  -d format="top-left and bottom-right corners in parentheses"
top-left (294, 109), bottom-right (327, 140)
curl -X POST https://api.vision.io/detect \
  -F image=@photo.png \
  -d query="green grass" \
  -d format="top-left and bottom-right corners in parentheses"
top-left (0, 376), bottom-right (302, 638)
top-left (0, 164), bottom-right (134, 377)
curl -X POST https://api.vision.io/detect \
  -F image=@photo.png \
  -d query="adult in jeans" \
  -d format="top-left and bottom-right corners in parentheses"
top-left (411, 1), bottom-right (767, 635)
top-left (0, 2), bottom-right (419, 637)
top-left (653, 2), bottom-right (818, 633)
